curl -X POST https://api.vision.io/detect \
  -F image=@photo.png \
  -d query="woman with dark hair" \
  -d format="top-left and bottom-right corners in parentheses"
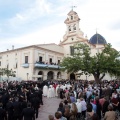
top-left (86, 104), bottom-right (99, 120)
top-left (102, 97), bottom-right (109, 117)
top-left (70, 103), bottom-right (78, 118)
top-left (64, 106), bottom-right (72, 120)
top-left (104, 104), bottom-right (116, 120)
top-left (57, 102), bottom-right (65, 116)
top-left (86, 104), bottom-right (94, 120)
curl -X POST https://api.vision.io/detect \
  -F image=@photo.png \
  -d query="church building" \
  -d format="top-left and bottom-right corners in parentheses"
top-left (0, 9), bottom-right (110, 81)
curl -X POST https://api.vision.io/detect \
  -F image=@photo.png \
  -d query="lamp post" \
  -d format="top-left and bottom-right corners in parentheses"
top-left (85, 73), bottom-right (88, 81)
top-left (27, 73), bottom-right (29, 80)
top-left (86, 75), bottom-right (87, 80)
top-left (0, 72), bottom-right (2, 82)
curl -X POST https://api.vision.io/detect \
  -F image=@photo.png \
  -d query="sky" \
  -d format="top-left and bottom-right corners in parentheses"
top-left (0, 0), bottom-right (120, 51)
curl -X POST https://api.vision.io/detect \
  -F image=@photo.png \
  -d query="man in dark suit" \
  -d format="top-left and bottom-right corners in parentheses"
top-left (38, 88), bottom-right (43, 105)
top-left (22, 103), bottom-right (35, 120)
top-left (13, 97), bottom-right (21, 120)
top-left (6, 97), bottom-right (14, 120)
top-left (1, 91), bottom-right (9, 109)
top-left (0, 103), bottom-right (7, 120)
top-left (31, 94), bottom-right (40, 118)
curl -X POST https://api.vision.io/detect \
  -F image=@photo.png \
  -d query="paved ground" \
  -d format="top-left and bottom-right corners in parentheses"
top-left (37, 97), bottom-right (61, 120)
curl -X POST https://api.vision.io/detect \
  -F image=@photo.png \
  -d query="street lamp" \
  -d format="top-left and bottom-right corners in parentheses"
top-left (0, 72), bottom-right (2, 82)
top-left (85, 73), bottom-right (88, 81)
top-left (27, 73), bottom-right (29, 80)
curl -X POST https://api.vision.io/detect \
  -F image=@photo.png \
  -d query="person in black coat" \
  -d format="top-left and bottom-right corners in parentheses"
top-left (60, 89), bottom-right (64, 99)
top-left (0, 103), bottom-right (7, 120)
top-left (57, 102), bottom-right (65, 116)
top-left (21, 98), bottom-right (27, 111)
top-left (38, 88), bottom-right (43, 105)
top-left (22, 103), bottom-right (35, 120)
top-left (6, 97), bottom-right (14, 120)
top-left (13, 97), bottom-right (22, 120)
top-left (1, 91), bottom-right (9, 109)
top-left (31, 94), bottom-right (40, 118)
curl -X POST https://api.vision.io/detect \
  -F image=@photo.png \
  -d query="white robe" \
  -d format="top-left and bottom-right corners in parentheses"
top-left (67, 84), bottom-right (72, 90)
top-left (51, 87), bottom-right (55, 97)
top-left (43, 85), bottom-right (48, 96)
top-left (56, 86), bottom-right (59, 96)
top-left (47, 88), bottom-right (52, 98)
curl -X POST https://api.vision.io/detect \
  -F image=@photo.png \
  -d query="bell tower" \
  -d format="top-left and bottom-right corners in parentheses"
top-left (59, 9), bottom-right (86, 46)
top-left (65, 9), bottom-right (80, 34)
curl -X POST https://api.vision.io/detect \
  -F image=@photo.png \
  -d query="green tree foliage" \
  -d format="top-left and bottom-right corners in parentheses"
top-left (61, 43), bottom-right (120, 83)
top-left (2, 68), bottom-right (16, 80)
top-left (0, 68), bottom-right (4, 75)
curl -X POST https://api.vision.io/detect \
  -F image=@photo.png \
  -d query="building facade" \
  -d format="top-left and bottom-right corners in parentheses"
top-left (0, 10), bottom-right (112, 81)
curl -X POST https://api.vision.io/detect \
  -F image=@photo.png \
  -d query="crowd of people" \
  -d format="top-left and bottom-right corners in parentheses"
top-left (0, 80), bottom-right (44, 120)
top-left (46, 80), bottom-right (120, 120)
top-left (0, 79), bottom-right (120, 120)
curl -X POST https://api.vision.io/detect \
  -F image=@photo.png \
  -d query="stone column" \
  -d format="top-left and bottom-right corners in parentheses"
top-left (54, 71), bottom-right (57, 80)
top-left (43, 71), bottom-right (47, 80)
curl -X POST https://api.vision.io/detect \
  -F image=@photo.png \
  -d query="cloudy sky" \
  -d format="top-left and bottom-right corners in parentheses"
top-left (0, 0), bottom-right (120, 51)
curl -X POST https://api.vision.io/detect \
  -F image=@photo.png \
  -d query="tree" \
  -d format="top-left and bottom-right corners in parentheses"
top-left (0, 68), bottom-right (4, 81)
top-left (2, 68), bottom-right (16, 80)
top-left (60, 43), bottom-right (120, 83)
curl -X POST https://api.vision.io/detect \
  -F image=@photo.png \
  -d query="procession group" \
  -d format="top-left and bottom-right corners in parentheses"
top-left (45, 80), bottom-right (120, 120)
top-left (0, 81), bottom-right (44, 120)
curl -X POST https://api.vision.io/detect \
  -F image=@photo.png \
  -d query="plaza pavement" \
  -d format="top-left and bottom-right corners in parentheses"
top-left (37, 97), bottom-right (61, 120)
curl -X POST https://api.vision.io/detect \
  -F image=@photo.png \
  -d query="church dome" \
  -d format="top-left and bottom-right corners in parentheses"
top-left (89, 33), bottom-right (107, 44)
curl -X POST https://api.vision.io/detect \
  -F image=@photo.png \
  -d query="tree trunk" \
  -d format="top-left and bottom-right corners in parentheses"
top-left (93, 73), bottom-right (105, 84)
top-left (99, 73), bottom-right (105, 81)
top-left (93, 74), bottom-right (100, 83)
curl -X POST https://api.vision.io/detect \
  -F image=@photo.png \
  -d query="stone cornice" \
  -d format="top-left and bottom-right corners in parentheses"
top-left (0, 45), bottom-right (64, 55)
top-left (64, 18), bottom-right (80, 24)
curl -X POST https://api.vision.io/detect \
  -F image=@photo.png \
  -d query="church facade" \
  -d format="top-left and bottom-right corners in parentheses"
top-left (0, 10), bottom-right (111, 81)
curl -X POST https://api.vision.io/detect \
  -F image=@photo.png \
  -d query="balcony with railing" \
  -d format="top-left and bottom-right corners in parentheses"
top-left (21, 63), bottom-right (29, 68)
top-left (34, 61), bottom-right (61, 69)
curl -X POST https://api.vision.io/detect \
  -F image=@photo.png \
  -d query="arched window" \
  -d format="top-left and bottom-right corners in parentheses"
top-left (71, 16), bottom-right (73, 20)
top-left (57, 72), bottom-right (61, 79)
top-left (47, 71), bottom-right (54, 80)
top-left (38, 71), bottom-right (43, 75)
top-left (69, 26), bottom-right (71, 31)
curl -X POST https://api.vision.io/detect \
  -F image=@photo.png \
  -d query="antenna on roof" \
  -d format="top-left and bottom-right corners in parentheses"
top-left (71, 0), bottom-right (77, 10)
top-left (95, 28), bottom-right (99, 53)
top-left (71, 5), bottom-right (77, 11)
top-left (95, 28), bottom-right (99, 34)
